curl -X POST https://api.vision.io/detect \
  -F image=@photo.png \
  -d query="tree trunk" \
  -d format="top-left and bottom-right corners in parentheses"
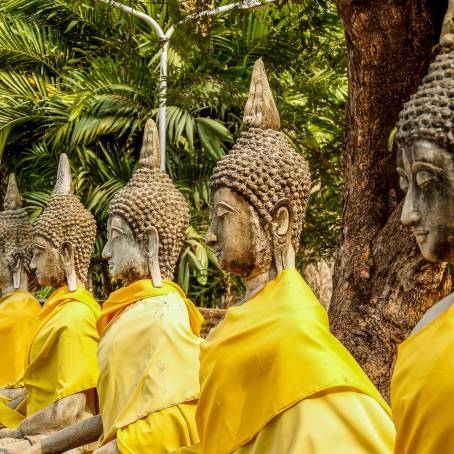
top-left (330, 0), bottom-right (452, 401)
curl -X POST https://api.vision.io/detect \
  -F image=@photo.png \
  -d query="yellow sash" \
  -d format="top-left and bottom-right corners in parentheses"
top-left (97, 280), bottom-right (203, 444)
top-left (196, 268), bottom-right (390, 454)
top-left (0, 290), bottom-right (40, 387)
top-left (0, 286), bottom-right (101, 427)
top-left (97, 279), bottom-right (204, 336)
top-left (391, 303), bottom-right (454, 454)
top-left (0, 286), bottom-right (100, 427)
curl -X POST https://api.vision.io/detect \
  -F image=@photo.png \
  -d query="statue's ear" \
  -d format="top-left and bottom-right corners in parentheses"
top-left (60, 241), bottom-right (77, 291)
top-left (142, 226), bottom-right (162, 288)
top-left (271, 199), bottom-right (293, 239)
top-left (12, 253), bottom-right (21, 289)
top-left (270, 199), bottom-right (295, 272)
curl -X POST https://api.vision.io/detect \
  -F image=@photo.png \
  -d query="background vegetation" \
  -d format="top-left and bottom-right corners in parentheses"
top-left (0, 0), bottom-right (346, 305)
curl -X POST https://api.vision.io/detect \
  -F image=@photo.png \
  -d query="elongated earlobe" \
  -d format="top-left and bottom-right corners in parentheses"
top-left (143, 226), bottom-right (162, 288)
top-left (12, 254), bottom-right (21, 289)
top-left (61, 241), bottom-right (77, 291)
top-left (270, 199), bottom-right (295, 272)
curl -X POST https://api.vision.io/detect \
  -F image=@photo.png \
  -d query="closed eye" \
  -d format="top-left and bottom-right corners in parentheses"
top-left (416, 170), bottom-right (437, 188)
top-left (215, 202), bottom-right (236, 219)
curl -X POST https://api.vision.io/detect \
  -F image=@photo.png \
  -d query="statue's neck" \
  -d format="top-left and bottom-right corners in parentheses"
top-left (124, 272), bottom-right (172, 287)
top-left (240, 243), bottom-right (296, 305)
top-left (241, 269), bottom-right (276, 304)
top-left (52, 276), bottom-right (85, 290)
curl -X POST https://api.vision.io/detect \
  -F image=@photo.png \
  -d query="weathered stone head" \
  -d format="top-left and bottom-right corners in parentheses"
top-left (206, 59), bottom-right (311, 282)
top-left (396, 23), bottom-right (454, 263)
top-left (0, 174), bottom-right (33, 293)
top-left (30, 154), bottom-right (96, 290)
top-left (102, 118), bottom-right (190, 286)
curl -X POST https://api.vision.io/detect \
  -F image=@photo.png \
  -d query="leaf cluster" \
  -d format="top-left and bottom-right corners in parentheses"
top-left (0, 0), bottom-right (346, 305)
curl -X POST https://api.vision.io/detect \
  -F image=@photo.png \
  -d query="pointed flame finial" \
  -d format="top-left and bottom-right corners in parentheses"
top-left (139, 118), bottom-right (160, 169)
top-left (4, 174), bottom-right (22, 210)
top-left (54, 153), bottom-right (74, 195)
top-left (243, 58), bottom-right (280, 130)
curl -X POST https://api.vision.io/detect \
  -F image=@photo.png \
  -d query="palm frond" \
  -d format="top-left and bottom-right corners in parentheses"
top-left (0, 14), bottom-right (70, 74)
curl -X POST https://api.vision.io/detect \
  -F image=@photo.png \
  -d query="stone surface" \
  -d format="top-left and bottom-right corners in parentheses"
top-left (199, 308), bottom-right (225, 338)
top-left (0, 174), bottom-right (33, 293)
top-left (395, 6), bottom-right (454, 331)
top-left (106, 118), bottom-right (189, 282)
top-left (207, 58), bottom-right (311, 301)
top-left (31, 154), bottom-right (96, 288)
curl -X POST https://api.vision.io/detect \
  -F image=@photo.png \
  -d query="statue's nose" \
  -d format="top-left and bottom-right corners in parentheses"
top-left (401, 198), bottom-right (422, 227)
top-left (205, 231), bottom-right (217, 246)
top-left (400, 187), bottom-right (423, 227)
top-left (101, 243), bottom-right (112, 261)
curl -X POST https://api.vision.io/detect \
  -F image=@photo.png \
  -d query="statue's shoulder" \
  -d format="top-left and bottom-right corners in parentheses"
top-left (412, 292), bottom-right (454, 335)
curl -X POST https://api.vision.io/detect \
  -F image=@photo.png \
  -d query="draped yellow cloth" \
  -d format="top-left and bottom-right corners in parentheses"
top-left (236, 392), bottom-right (394, 454)
top-left (194, 268), bottom-right (392, 454)
top-left (0, 290), bottom-right (40, 388)
top-left (391, 302), bottom-right (454, 454)
top-left (97, 279), bottom-right (203, 452)
top-left (181, 391), bottom-right (395, 454)
top-left (97, 279), bottom-right (203, 336)
top-left (0, 286), bottom-right (100, 427)
top-left (117, 401), bottom-right (199, 454)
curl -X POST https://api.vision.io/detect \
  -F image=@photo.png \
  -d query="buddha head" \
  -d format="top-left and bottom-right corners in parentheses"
top-left (102, 118), bottom-right (189, 286)
top-left (206, 59), bottom-right (311, 281)
top-left (0, 174), bottom-right (33, 293)
top-left (30, 154), bottom-right (96, 291)
top-left (395, 34), bottom-right (454, 263)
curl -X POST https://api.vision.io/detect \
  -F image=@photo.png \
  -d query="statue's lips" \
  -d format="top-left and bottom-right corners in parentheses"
top-left (412, 228), bottom-right (429, 241)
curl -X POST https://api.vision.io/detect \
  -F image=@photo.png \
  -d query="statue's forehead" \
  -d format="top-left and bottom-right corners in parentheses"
top-left (109, 214), bottom-right (133, 233)
top-left (32, 236), bottom-right (49, 249)
top-left (399, 140), bottom-right (453, 170)
top-left (213, 187), bottom-right (243, 202)
top-left (412, 140), bottom-right (451, 163)
top-left (212, 187), bottom-right (249, 210)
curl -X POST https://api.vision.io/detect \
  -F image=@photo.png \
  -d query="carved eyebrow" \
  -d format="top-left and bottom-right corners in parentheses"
top-left (111, 226), bottom-right (127, 235)
top-left (216, 201), bottom-right (237, 213)
top-left (411, 162), bottom-right (446, 177)
top-left (33, 243), bottom-right (46, 250)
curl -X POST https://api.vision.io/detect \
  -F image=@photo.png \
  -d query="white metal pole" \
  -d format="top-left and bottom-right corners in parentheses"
top-left (159, 40), bottom-right (169, 171)
top-left (97, 0), bottom-right (276, 172)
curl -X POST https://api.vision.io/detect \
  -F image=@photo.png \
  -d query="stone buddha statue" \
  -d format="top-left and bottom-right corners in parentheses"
top-left (0, 175), bottom-right (40, 394)
top-left (0, 154), bottom-right (100, 453)
top-left (24, 119), bottom-right (203, 454)
top-left (391, 5), bottom-right (454, 453)
top-left (181, 59), bottom-right (395, 454)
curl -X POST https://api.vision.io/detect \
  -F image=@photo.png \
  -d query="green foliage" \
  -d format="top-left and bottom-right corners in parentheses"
top-left (0, 0), bottom-right (346, 305)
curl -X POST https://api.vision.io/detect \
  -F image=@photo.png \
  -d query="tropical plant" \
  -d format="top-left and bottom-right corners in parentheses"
top-left (0, 0), bottom-right (346, 305)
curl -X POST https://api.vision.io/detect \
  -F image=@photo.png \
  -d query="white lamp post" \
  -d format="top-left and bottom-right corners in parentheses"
top-left (98, 0), bottom-right (275, 171)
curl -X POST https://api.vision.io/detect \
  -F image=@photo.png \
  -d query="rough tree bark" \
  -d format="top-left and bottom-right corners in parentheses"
top-left (330, 0), bottom-right (452, 401)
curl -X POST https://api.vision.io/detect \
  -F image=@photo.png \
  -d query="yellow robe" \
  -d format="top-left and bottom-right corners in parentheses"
top-left (97, 279), bottom-right (203, 453)
top-left (191, 268), bottom-right (394, 454)
top-left (0, 286), bottom-right (100, 427)
top-left (0, 290), bottom-right (40, 387)
top-left (391, 302), bottom-right (454, 454)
